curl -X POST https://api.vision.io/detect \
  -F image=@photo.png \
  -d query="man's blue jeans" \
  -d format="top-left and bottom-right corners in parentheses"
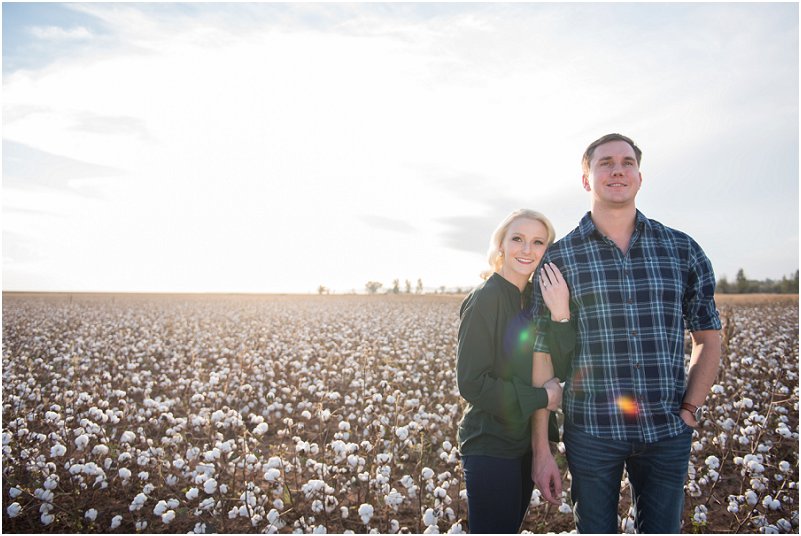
top-left (564, 421), bottom-right (693, 534)
top-left (462, 453), bottom-right (533, 533)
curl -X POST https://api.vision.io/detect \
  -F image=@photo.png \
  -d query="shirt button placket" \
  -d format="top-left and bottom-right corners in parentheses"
top-left (625, 256), bottom-right (644, 432)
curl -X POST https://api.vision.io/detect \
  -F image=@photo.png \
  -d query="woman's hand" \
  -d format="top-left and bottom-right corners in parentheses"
top-left (539, 262), bottom-right (570, 322)
top-left (532, 449), bottom-right (563, 506)
top-left (543, 377), bottom-right (562, 411)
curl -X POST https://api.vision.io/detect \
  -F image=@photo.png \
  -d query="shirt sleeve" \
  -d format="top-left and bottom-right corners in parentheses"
top-left (546, 320), bottom-right (576, 381)
top-left (457, 293), bottom-right (549, 420)
top-left (683, 238), bottom-right (722, 332)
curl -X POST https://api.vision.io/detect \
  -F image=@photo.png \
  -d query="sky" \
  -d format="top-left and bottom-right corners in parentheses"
top-left (3, 2), bottom-right (798, 294)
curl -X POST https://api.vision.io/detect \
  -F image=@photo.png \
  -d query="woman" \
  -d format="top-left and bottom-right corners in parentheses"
top-left (456, 209), bottom-right (574, 534)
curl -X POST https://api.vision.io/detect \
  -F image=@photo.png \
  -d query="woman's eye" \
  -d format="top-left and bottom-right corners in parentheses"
top-left (511, 236), bottom-right (522, 242)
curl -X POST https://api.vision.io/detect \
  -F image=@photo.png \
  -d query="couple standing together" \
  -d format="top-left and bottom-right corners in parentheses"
top-left (456, 133), bottom-right (722, 533)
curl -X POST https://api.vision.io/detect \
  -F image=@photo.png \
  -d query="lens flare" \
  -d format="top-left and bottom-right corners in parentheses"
top-left (616, 395), bottom-right (639, 417)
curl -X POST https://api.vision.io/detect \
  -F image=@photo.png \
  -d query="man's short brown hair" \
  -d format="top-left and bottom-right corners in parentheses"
top-left (582, 133), bottom-right (642, 175)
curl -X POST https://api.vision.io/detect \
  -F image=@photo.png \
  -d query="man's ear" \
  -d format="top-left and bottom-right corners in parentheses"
top-left (582, 174), bottom-right (591, 192)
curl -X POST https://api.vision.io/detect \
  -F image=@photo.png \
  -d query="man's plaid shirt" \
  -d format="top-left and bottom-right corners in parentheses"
top-left (531, 211), bottom-right (721, 443)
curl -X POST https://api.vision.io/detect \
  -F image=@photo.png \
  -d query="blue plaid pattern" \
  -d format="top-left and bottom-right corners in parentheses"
top-left (531, 211), bottom-right (721, 442)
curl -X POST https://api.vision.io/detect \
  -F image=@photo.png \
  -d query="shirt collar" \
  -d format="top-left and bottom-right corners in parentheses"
top-left (490, 271), bottom-right (522, 295)
top-left (578, 209), bottom-right (650, 240)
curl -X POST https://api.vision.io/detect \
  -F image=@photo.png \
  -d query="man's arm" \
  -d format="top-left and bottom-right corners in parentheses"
top-left (531, 351), bottom-right (562, 505)
top-left (680, 329), bottom-right (722, 427)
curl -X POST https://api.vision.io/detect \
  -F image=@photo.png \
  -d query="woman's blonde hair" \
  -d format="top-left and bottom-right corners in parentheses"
top-left (480, 209), bottom-right (556, 280)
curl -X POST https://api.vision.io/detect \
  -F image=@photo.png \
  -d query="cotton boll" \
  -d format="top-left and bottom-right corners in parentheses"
top-left (7, 503), bottom-right (22, 518)
top-left (264, 468), bottom-right (281, 482)
top-left (85, 508), bottom-right (98, 521)
top-left (762, 495), bottom-right (781, 510)
top-left (693, 505), bottom-right (708, 524)
top-left (110, 515), bottom-right (123, 529)
top-left (154, 500), bottom-right (168, 516)
top-left (358, 503), bottom-right (374, 524)
top-left (75, 434), bottom-right (90, 450)
top-left (204, 478), bottom-right (218, 494)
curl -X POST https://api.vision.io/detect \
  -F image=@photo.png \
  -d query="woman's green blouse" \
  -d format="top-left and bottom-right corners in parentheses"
top-left (456, 273), bottom-right (575, 458)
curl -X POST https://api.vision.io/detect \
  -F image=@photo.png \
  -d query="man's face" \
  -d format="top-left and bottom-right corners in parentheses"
top-left (582, 140), bottom-right (642, 208)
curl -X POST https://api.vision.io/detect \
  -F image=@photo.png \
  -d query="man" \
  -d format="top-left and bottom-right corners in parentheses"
top-left (529, 133), bottom-right (722, 533)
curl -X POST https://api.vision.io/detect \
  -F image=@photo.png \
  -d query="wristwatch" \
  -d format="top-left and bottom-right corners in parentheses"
top-left (680, 402), bottom-right (703, 422)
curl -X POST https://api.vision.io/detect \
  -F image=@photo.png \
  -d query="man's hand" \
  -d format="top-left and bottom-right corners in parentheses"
top-left (543, 377), bottom-right (563, 411)
top-left (532, 450), bottom-right (562, 506)
top-left (679, 408), bottom-right (698, 429)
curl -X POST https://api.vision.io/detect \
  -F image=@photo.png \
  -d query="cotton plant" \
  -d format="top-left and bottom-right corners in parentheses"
top-left (2, 296), bottom-right (797, 533)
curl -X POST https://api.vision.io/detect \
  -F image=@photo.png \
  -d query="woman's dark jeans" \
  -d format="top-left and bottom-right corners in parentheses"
top-left (461, 453), bottom-right (533, 533)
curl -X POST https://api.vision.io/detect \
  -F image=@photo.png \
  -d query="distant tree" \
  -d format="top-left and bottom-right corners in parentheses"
top-left (718, 269), bottom-right (798, 294)
top-left (438, 285), bottom-right (446, 294)
top-left (317, 285), bottom-right (328, 295)
top-left (716, 276), bottom-right (730, 294)
top-left (392, 279), bottom-right (400, 294)
top-left (365, 281), bottom-right (383, 294)
top-left (416, 278), bottom-right (424, 294)
top-left (735, 268), bottom-right (748, 293)
top-left (405, 279), bottom-right (412, 294)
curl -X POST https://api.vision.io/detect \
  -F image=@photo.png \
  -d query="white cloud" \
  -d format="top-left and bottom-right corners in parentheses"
top-left (3, 3), bottom-right (797, 291)
top-left (28, 25), bottom-right (92, 41)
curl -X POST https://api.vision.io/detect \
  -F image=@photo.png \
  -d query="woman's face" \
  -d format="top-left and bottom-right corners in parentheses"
top-left (500, 217), bottom-right (549, 282)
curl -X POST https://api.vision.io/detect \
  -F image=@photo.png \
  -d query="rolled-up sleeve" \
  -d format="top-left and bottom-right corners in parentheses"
top-left (457, 295), bottom-right (548, 420)
top-left (683, 239), bottom-right (722, 332)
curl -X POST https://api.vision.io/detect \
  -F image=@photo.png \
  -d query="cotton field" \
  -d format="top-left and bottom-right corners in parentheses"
top-left (2, 293), bottom-right (798, 533)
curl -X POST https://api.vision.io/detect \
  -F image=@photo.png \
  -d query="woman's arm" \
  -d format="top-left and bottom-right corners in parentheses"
top-left (531, 352), bottom-right (562, 506)
top-left (457, 294), bottom-right (556, 421)
top-left (539, 263), bottom-right (575, 380)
